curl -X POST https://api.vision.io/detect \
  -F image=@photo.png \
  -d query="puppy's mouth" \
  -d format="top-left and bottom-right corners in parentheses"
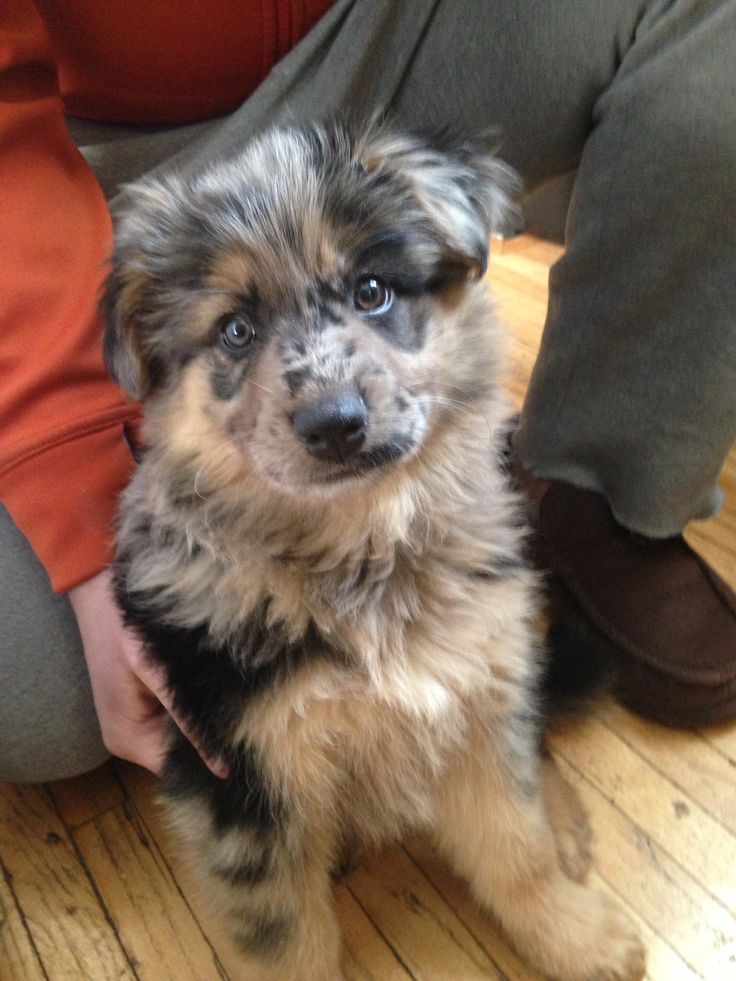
top-left (318, 435), bottom-right (418, 483)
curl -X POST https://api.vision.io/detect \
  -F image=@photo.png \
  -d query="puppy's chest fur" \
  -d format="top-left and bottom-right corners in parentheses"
top-left (117, 459), bottom-right (536, 808)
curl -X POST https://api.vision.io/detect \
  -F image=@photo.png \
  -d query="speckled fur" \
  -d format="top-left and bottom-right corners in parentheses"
top-left (104, 121), bottom-right (645, 981)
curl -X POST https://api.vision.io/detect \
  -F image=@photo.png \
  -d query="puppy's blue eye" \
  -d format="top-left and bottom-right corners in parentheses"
top-left (220, 315), bottom-right (255, 352)
top-left (354, 276), bottom-right (393, 315)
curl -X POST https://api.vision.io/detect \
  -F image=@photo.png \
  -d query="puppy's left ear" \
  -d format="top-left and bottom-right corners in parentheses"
top-left (358, 128), bottom-right (521, 279)
top-left (102, 175), bottom-right (186, 400)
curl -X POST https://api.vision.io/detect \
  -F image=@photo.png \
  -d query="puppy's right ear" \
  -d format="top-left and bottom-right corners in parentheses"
top-left (102, 176), bottom-right (184, 400)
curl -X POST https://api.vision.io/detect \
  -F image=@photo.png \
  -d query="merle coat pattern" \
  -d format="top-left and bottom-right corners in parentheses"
top-left (104, 121), bottom-right (645, 981)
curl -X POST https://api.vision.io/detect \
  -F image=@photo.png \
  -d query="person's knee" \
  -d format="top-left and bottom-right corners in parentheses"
top-left (0, 506), bottom-right (110, 784)
top-left (0, 691), bottom-right (109, 784)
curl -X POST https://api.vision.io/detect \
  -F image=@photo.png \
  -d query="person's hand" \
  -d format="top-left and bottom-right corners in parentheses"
top-left (69, 568), bottom-right (228, 778)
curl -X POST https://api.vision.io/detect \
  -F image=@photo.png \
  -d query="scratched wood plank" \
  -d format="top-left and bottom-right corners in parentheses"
top-left (0, 783), bottom-right (133, 980)
top-left (345, 845), bottom-right (504, 980)
top-left (74, 800), bottom-right (225, 981)
top-left (0, 863), bottom-right (46, 981)
top-left (698, 718), bottom-right (736, 768)
top-left (47, 761), bottom-right (125, 830)
top-left (595, 702), bottom-right (736, 835)
top-left (549, 717), bottom-right (736, 913)
top-left (404, 838), bottom-right (545, 981)
top-left (335, 883), bottom-right (415, 981)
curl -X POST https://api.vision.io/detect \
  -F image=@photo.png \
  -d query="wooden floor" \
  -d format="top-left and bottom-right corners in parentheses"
top-left (2, 236), bottom-right (735, 981)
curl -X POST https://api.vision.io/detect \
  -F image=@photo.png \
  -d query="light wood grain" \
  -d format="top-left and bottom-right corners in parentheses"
top-left (0, 783), bottom-right (133, 980)
top-left (0, 864), bottom-right (46, 981)
top-left (345, 846), bottom-right (504, 980)
top-left (47, 761), bottom-right (125, 830)
top-left (74, 800), bottom-right (226, 981)
top-left (549, 717), bottom-right (736, 912)
top-left (596, 702), bottom-right (736, 835)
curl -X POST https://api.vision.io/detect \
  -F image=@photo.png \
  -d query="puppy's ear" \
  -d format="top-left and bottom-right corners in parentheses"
top-left (102, 175), bottom-right (185, 399)
top-left (357, 127), bottom-right (521, 279)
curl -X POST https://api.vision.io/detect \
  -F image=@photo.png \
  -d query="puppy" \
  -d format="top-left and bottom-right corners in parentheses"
top-left (104, 121), bottom-right (645, 981)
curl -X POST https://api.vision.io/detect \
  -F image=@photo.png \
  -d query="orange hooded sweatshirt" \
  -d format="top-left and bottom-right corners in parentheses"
top-left (0, 0), bottom-right (332, 593)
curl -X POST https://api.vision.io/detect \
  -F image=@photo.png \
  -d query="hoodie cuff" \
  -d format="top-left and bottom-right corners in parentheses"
top-left (1, 416), bottom-right (139, 593)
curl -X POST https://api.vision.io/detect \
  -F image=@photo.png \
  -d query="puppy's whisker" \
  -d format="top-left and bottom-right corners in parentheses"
top-left (192, 466), bottom-right (211, 503)
top-left (244, 378), bottom-right (278, 397)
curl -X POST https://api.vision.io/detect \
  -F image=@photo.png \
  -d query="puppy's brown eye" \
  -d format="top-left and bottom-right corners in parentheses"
top-left (220, 315), bottom-right (255, 352)
top-left (354, 276), bottom-right (393, 315)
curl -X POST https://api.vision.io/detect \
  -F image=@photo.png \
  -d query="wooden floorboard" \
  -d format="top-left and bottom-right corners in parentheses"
top-left (1, 235), bottom-right (734, 980)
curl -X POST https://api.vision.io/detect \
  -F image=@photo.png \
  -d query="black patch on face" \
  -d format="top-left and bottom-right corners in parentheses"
top-left (395, 393), bottom-right (409, 412)
top-left (234, 914), bottom-right (292, 957)
top-left (427, 257), bottom-right (473, 292)
top-left (284, 366), bottom-right (313, 396)
top-left (355, 238), bottom-right (437, 301)
top-left (355, 296), bottom-right (429, 352)
top-left (211, 363), bottom-right (246, 400)
top-left (316, 302), bottom-right (347, 328)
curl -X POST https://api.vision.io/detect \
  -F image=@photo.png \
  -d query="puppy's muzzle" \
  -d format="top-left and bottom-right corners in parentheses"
top-left (293, 391), bottom-right (368, 462)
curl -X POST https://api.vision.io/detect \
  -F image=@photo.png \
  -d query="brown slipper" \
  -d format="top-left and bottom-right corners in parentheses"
top-left (528, 480), bottom-right (736, 728)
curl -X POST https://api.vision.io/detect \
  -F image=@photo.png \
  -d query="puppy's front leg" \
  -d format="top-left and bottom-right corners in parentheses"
top-left (431, 717), bottom-right (645, 981)
top-left (162, 739), bottom-right (343, 981)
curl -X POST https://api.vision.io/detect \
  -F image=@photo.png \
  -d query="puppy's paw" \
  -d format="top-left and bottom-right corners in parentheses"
top-left (532, 884), bottom-right (646, 981)
top-left (586, 897), bottom-right (646, 981)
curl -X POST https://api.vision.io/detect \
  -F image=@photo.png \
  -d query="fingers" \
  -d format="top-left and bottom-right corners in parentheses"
top-left (127, 645), bottom-right (230, 780)
top-left (72, 568), bottom-right (229, 780)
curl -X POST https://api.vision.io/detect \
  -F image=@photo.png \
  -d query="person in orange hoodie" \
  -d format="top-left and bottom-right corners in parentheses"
top-left (2, 0), bottom-right (735, 783)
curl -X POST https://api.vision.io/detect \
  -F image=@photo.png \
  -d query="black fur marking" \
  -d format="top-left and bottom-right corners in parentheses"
top-left (116, 581), bottom-right (348, 756)
top-left (359, 297), bottom-right (428, 352)
top-left (344, 340), bottom-right (357, 358)
top-left (212, 850), bottom-right (272, 886)
top-left (470, 553), bottom-right (525, 580)
top-left (316, 302), bottom-right (347, 328)
top-left (146, 353), bottom-right (169, 392)
top-left (234, 914), bottom-right (292, 957)
top-left (427, 257), bottom-right (475, 292)
top-left (354, 557), bottom-right (371, 588)
top-left (118, 591), bottom-right (345, 740)
top-left (163, 731), bottom-right (281, 834)
top-left (541, 575), bottom-right (618, 719)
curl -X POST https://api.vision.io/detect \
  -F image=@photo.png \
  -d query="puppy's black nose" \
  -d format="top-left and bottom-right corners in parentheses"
top-left (293, 392), bottom-right (368, 461)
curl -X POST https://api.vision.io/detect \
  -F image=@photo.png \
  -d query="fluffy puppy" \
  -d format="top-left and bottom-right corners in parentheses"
top-left (104, 121), bottom-right (644, 981)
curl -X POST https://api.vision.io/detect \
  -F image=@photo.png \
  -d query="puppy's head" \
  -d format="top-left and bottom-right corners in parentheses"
top-left (104, 121), bottom-right (518, 496)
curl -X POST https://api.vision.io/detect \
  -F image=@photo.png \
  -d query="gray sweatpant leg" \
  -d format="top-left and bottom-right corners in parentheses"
top-left (4, 0), bottom-right (734, 781)
top-left (0, 506), bottom-right (107, 782)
